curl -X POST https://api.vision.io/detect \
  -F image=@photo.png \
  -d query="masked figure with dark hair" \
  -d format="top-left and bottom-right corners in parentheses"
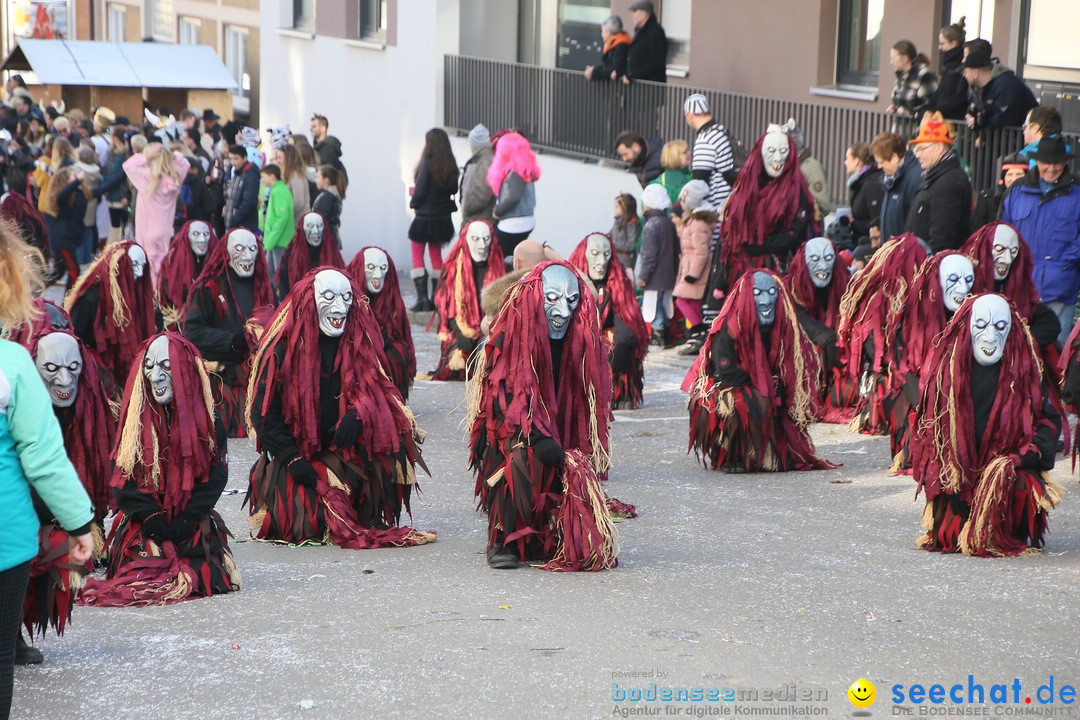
top-left (64, 241), bottom-right (155, 392)
top-left (784, 237), bottom-right (850, 422)
top-left (433, 220), bottom-right (505, 381)
top-left (7, 301), bottom-right (113, 654)
top-left (884, 251), bottom-right (974, 474)
top-left (705, 125), bottom-right (816, 306)
top-left (569, 233), bottom-right (650, 409)
top-left (157, 220), bottom-right (217, 331)
top-left (913, 294), bottom-right (1063, 557)
top-left (247, 269), bottom-right (435, 549)
top-left (835, 234), bottom-right (928, 435)
top-left (276, 212), bottom-right (345, 301)
top-left (347, 246), bottom-right (416, 401)
top-left (685, 270), bottom-right (836, 473)
top-left (468, 261), bottom-right (620, 571)
top-left (79, 333), bottom-right (239, 605)
top-left (183, 228), bottom-right (275, 437)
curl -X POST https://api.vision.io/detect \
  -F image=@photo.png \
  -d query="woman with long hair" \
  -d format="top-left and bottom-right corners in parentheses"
top-left (487, 132), bottom-right (541, 259)
top-left (407, 127), bottom-right (459, 312)
top-left (123, 141), bottom-right (190, 287)
top-left (312, 164), bottom-right (345, 241)
top-left (0, 221), bottom-right (94, 719)
top-left (289, 134), bottom-right (321, 200)
top-left (276, 144), bottom-right (310, 219)
top-left (41, 166), bottom-right (89, 289)
top-left (887, 40), bottom-right (939, 118)
top-left (31, 136), bottom-right (75, 212)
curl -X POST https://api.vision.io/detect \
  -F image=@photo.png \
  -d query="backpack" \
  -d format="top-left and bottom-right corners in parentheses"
top-left (721, 125), bottom-right (749, 186)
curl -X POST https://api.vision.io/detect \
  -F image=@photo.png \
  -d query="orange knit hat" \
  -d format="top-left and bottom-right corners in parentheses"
top-left (909, 112), bottom-right (955, 146)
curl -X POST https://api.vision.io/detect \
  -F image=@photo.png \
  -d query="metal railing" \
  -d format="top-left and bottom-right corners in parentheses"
top-left (445, 54), bottom-right (1077, 204)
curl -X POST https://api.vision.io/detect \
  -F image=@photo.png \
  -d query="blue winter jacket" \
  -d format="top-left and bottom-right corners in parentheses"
top-left (1002, 170), bottom-right (1080, 304)
top-left (0, 341), bottom-right (93, 572)
top-left (878, 152), bottom-right (923, 241)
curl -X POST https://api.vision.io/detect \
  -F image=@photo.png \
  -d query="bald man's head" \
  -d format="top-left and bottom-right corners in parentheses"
top-left (513, 240), bottom-right (546, 271)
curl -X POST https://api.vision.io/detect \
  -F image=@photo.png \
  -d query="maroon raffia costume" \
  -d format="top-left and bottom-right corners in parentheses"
top-left (467, 262), bottom-right (619, 570)
top-left (246, 269), bottom-right (435, 549)
top-left (568, 233), bottom-right (650, 409)
top-left (912, 295), bottom-right (1063, 557)
top-left (9, 301), bottom-right (113, 637)
top-left (347, 246), bottom-right (416, 401)
top-left (708, 130), bottom-right (815, 301)
top-left (0, 191), bottom-right (49, 263)
top-left (685, 270), bottom-right (836, 473)
top-left (183, 229), bottom-right (275, 437)
top-left (64, 241), bottom-right (155, 392)
top-left (433, 223), bottom-right (505, 381)
top-left (157, 220), bottom-right (219, 331)
top-left (784, 239), bottom-right (850, 423)
top-left (80, 333), bottom-right (240, 606)
top-left (275, 212), bottom-right (345, 300)
top-left (835, 234), bottom-right (928, 436)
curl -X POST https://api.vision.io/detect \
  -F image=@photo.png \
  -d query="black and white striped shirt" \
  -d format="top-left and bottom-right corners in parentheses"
top-left (691, 120), bottom-right (733, 208)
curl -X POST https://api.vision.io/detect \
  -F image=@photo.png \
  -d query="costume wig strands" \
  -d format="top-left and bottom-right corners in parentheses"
top-left (785, 239), bottom-right (850, 329)
top-left (347, 246), bottom-right (416, 397)
top-left (157, 220), bottom-right (219, 327)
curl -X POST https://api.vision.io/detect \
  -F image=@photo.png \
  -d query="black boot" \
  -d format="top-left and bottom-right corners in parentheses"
top-left (678, 324), bottom-right (708, 356)
top-left (429, 269), bottom-right (441, 306)
top-left (486, 542), bottom-right (520, 569)
top-left (409, 269), bottom-right (434, 313)
top-left (15, 632), bottom-right (43, 665)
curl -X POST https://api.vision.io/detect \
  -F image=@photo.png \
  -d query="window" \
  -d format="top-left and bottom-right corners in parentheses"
top-left (837, 0), bottom-right (884, 86)
top-left (359, 0), bottom-right (387, 41)
top-left (293, 0), bottom-right (315, 32)
top-left (178, 17), bottom-right (200, 45)
top-left (149, 0), bottom-right (175, 42)
top-left (942, 0), bottom-right (995, 44)
top-left (107, 4), bottom-right (126, 42)
top-left (225, 25), bottom-right (251, 113)
top-left (662, 0), bottom-right (691, 70)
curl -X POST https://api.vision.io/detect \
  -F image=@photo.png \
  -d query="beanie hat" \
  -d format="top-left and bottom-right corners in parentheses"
top-left (678, 179), bottom-right (709, 210)
top-left (468, 123), bottom-right (491, 150)
top-left (268, 124), bottom-right (291, 150)
top-left (683, 94), bottom-right (710, 115)
top-left (642, 184), bottom-right (671, 211)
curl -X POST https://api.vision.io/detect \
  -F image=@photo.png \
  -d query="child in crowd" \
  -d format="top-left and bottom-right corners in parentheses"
top-left (610, 193), bottom-right (641, 274)
top-left (673, 180), bottom-right (716, 356)
top-left (650, 139), bottom-right (692, 207)
top-left (312, 164), bottom-right (345, 243)
top-left (636, 184), bottom-right (679, 347)
top-left (258, 164), bottom-right (294, 283)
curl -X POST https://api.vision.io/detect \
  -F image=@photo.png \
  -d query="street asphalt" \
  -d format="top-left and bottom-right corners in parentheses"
top-left (21, 276), bottom-right (1080, 720)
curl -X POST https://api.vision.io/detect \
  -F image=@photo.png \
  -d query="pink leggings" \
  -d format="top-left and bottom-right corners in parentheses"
top-left (411, 241), bottom-right (444, 271)
top-left (674, 298), bottom-right (703, 327)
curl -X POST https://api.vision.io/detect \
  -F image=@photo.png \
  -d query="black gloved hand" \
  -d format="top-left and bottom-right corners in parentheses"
top-left (141, 514), bottom-right (170, 543)
top-left (287, 457), bottom-right (319, 489)
top-left (169, 515), bottom-right (197, 544)
top-left (229, 332), bottom-right (248, 354)
top-left (1019, 451), bottom-right (1042, 471)
top-left (332, 410), bottom-right (362, 449)
top-left (824, 339), bottom-right (841, 374)
top-left (532, 437), bottom-right (566, 468)
top-left (684, 275), bottom-right (698, 284)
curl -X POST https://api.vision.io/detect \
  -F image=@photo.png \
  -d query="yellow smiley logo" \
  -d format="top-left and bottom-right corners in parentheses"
top-left (848, 678), bottom-right (876, 708)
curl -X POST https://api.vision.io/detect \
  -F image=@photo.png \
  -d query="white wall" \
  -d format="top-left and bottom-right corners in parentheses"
top-left (260, 0), bottom-right (643, 268)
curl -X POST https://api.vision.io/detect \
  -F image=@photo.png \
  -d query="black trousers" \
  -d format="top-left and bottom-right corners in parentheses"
top-left (0, 561), bottom-right (31, 720)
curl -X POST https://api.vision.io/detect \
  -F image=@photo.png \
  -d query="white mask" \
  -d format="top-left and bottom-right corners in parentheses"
top-left (584, 234), bottom-right (612, 281)
top-left (465, 221), bottom-right (492, 263)
top-left (991, 225), bottom-right (1020, 282)
top-left (128, 244), bottom-right (147, 280)
top-left (970, 294), bottom-right (1011, 367)
top-left (541, 265), bottom-right (581, 340)
top-left (303, 212), bottom-right (325, 247)
top-left (362, 248), bottom-right (389, 295)
top-left (761, 128), bottom-right (790, 178)
top-left (34, 333), bottom-right (81, 407)
top-left (188, 221), bottom-right (211, 257)
top-left (142, 335), bottom-right (174, 405)
top-left (313, 269), bottom-right (353, 337)
top-left (804, 237), bottom-right (835, 289)
top-left (227, 229), bottom-right (258, 278)
top-left (937, 253), bottom-right (975, 313)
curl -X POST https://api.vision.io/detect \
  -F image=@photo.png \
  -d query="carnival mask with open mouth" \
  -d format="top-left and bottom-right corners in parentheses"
top-left (542, 265), bottom-right (580, 340)
top-left (585, 233), bottom-right (612, 281)
top-left (314, 269), bottom-right (353, 337)
top-left (991, 225), bottom-right (1020, 282)
top-left (753, 271), bottom-right (778, 327)
top-left (970, 294), bottom-right (1011, 367)
top-left (362, 248), bottom-right (389, 295)
top-left (128, 243), bottom-right (148, 280)
top-left (143, 335), bottom-right (174, 405)
top-left (34, 332), bottom-right (81, 407)
top-left (227, 229), bottom-right (258, 278)
top-left (804, 237), bottom-right (835, 289)
top-left (303, 212), bottom-right (325, 247)
top-left (938, 253), bottom-right (975, 313)
top-left (465, 221), bottom-right (492, 264)
top-left (188, 221), bottom-right (211, 257)
top-left (761, 128), bottom-right (790, 179)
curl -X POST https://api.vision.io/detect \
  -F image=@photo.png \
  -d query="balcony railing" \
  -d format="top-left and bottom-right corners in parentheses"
top-left (445, 55), bottom-right (1076, 205)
